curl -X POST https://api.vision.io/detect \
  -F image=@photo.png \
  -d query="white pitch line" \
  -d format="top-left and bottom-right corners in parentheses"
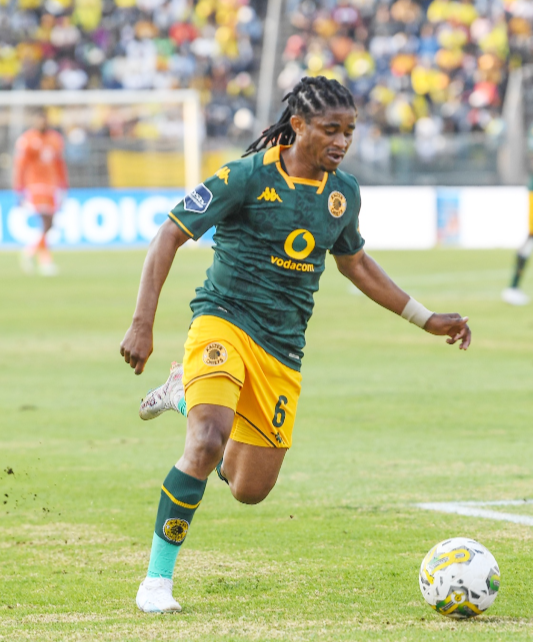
top-left (416, 502), bottom-right (533, 526)
top-left (457, 500), bottom-right (533, 507)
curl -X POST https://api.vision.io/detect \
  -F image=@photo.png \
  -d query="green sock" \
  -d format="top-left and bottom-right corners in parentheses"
top-left (178, 397), bottom-right (187, 416)
top-left (147, 466), bottom-right (207, 579)
top-left (511, 254), bottom-right (528, 288)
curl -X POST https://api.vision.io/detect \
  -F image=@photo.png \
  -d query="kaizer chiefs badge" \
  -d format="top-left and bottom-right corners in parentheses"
top-left (163, 518), bottom-right (189, 544)
top-left (328, 191), bottom-right (347, 218)
top-left (203, 342), bottom-right (228, 366)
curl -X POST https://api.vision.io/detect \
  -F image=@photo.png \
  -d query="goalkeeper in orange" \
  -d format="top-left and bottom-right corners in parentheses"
top-left (13, 109), bottom-right (68, 276)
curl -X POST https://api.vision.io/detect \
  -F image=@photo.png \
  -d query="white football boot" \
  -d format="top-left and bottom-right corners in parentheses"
top-left (38, 262), bottom-right (59, 276)
top-left (501, 287), bottom-right (530, 306)
top-left (136, 577), bottom-right (182, 613)
top-left (139, 362), bottom-right (185, 420)
top-left (19, 250), bottom-right (35, 275)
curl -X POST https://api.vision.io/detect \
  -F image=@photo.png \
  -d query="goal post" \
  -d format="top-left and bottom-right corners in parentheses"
top-left (0, 89), bottom-right (202, 192)
top-left (499, 64), bottom-right (533, 185)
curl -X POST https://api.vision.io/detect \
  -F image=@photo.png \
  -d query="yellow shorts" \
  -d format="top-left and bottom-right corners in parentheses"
top-left (183, 315), bottom-right (302, 448)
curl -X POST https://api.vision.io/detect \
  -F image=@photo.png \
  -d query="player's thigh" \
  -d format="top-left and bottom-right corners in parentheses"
top-left (182, 315), bottom-right (246, 397)
top-left (223, 440), bottom-right (287, 504)
top-left (40, 213), bottom-right (54, 233)
top-left (231, 344), bottom-right (302, 449)
top-left (181, 316), bottom-right (245, 470)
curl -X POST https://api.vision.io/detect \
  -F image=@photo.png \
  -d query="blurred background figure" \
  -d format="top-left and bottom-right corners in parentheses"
top-left (502, 174), bottom-right (533, 306)
top-left (1, 0), bottom-right (532, 188)
top-left (13, 108), bottom-right (68, 276)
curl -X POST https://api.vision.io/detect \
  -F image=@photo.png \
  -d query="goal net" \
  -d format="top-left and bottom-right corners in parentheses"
top-left (0, 89), bottom-right (203, 249)
top-left (0, 89), bottom-right (202, 192)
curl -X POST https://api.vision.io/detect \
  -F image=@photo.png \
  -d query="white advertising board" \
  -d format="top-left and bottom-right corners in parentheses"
top-left (359, 187), bottom-right (437, 250)
top-left (459, 187), bottom-right (529, 249)
top-left (0, 186), bottom-right (529, 250)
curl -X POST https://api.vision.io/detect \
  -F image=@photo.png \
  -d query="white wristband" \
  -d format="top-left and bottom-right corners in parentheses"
top-left (401, 297), bottom-right (434, 328)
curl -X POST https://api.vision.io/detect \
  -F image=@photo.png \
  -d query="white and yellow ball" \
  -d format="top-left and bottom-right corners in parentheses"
top-left (419, 537), bottom-right (500, 618)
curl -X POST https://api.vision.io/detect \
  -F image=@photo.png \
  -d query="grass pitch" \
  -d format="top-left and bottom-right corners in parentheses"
top-left (1, 247), bottom-right (532, 641)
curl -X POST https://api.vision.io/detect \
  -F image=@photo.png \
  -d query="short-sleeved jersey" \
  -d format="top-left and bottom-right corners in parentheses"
top-left (169, 145), bottom-right (364, 371)
top-left (13, 128), bottom-right (68, 192)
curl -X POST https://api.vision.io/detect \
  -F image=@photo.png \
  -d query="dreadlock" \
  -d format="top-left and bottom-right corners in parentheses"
top-left (243, 76), bottom-right (356, 157)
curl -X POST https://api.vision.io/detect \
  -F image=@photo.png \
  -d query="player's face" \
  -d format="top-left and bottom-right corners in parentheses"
top-left (294, 107), bottom-right (357, 172)
top-left (34, 113), bottom-right (48, 132)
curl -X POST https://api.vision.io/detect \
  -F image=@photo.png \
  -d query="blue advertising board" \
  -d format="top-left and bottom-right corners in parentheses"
top-left (0, 188), bottom-right (215, 249)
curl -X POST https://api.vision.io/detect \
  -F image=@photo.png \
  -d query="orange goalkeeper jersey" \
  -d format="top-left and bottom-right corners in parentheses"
top-left (13, 128), bottom-right (68, 214)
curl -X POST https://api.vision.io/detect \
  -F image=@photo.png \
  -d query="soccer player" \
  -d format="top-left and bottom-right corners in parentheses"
top-left (120, 76), bottom-right (471, 613)
top-left (501, 175), bottom-right (533, 306)
top-left (13, 108), bottom-right (68, 276)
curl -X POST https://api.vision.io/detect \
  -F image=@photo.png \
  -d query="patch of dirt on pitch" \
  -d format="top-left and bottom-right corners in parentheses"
top-left (0, 522), bottom-right (128, 548)
top-left (3, 614), bottom-right (533, 642)
top-left (100, 547), bottom-right (151, 566)
top-left (178, 548), bottom-right (291, 579)
top-left (99, 548), bottom-right (269, 572)
top-left (488, 527), bottom-right (533, 543)
top-left (8, 613), bottom-right (117, 624)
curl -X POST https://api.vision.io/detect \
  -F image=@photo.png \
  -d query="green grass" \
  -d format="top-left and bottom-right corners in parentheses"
top-left (1, 248), bottom-right (533, 641)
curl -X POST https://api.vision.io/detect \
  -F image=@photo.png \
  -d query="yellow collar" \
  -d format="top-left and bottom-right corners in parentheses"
top-left (263, 145), bottom-right (328, 195)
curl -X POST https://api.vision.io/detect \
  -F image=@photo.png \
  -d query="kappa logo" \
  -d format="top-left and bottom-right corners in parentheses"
top-left (184, 183), bottom-right (213, 213)
top-left (258, 187), bottom-right (282, 202)
top-left (328, 191), bottom-right (347, 218)
top-left (163, 518), bottom-right (189, 544)
top-left (215, 166), bottom-right (230, 185)
top-left (203, 342), bottom-right (228, 366)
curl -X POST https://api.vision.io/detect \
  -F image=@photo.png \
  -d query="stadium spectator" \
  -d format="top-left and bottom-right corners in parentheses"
top-left (13, 108), bottom-right (68, 276)
top-left (279, 0), bottom-right (533, 141)
top-left (0, 0), bottom-right (264, 139)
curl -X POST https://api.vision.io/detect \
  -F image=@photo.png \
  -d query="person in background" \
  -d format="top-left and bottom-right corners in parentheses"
top-left (13, 109), bottom-right (68, 276)
top-left (502, 175), bottom-right (533, 306)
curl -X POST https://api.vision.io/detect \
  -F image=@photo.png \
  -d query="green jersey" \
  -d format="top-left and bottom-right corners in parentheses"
top-left (169, 145), bottom-right (364, 371)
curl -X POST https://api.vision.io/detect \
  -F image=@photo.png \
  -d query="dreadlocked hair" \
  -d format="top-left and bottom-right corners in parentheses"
top-left (243, 75), bottom-right (356, 157)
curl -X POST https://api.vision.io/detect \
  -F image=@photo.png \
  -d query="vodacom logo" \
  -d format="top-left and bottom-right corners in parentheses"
top-left (284, 229), bottom-right (316, 260)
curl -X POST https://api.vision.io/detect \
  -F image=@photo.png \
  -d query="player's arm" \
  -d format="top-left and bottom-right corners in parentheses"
top-left (334, 249), bottom-right (471, 350)
top-left (121, 161), bottom-right (248, 373)
top-left (13, 136), bottom-right (27, 194)
top-left (56, 135), bottom-right (69, 190)
top-left (120, 220), bottom-right (189, 374)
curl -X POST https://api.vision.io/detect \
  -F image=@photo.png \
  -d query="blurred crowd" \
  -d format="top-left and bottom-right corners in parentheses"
top-left (280, 0), bottom-right (533, 152)
top-left (2, 0), bottom-right (532, 152)
top-left (0, 0), bottom-right (264, 138)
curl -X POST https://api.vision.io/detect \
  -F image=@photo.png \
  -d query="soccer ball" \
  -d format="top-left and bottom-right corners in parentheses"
top-left (419, 537), bottom-right (500, 618)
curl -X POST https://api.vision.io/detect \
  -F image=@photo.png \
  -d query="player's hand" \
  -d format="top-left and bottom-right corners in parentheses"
top-left (424, 313), bottom-right (471, 350)
top-left (120, 320), bottom-right (153, 374)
